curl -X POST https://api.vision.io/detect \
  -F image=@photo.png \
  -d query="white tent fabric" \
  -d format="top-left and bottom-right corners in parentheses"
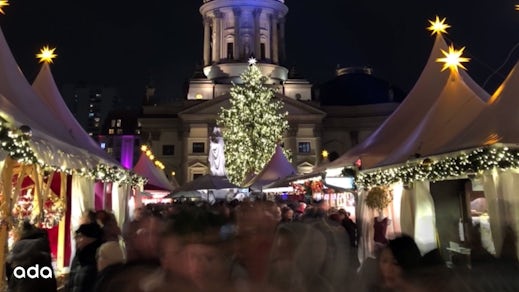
top-left (434, 62), bottom-right (519, 154)
top-left (315, 34), bottom-right (490, 172)
top-left (376, 68), bottom-right (488, 167)
top-left (246, 145), bottom-right (297, 190)
top-left (133, 152), bottom-right (176, 191)
top-left (32, 63), bottom-right (118, 166)
top-left (0, 27), bottom-right (113, 169)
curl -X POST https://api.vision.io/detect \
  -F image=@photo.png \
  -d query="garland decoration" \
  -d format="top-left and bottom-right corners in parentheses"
top-left (356, 146), bottom-right (519, 188)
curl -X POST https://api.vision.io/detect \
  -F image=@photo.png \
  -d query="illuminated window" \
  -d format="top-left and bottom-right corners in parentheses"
top-left (108, 129), bottom-right (114, 135)
top-left (116, 129), bottom-right (123, 135)
top-left (192, 142), bottom-right (205, 153)
top-left (298, 142), bottom-right (311, 153)
top-left (111, 120), bottom-right (116, 127)
top-left (116, 119), bottom-right (122, 127)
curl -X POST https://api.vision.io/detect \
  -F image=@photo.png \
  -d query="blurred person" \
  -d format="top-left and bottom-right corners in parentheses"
top-left (6, 220), bottom-right (57, 292)
top-left (377, 234), bottom-right (422, 292)
top-left (233, 201), bottom-right (280, 291)
top-left (280, 206), bottom-right (294, 223)
top-left (65, 222), bottom-right (104, 292)
top-left (266, 215), bottom-right (354, 292)
top-left (156, 205), bottom-right (234, 292)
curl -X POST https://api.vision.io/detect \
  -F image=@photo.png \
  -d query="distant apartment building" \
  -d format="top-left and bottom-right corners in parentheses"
top-left (60, 83), bottom-right (120, 137)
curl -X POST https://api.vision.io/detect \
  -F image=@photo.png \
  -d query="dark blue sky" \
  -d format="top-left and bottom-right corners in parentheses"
top-left (1, 1), bottom-right (518, 104)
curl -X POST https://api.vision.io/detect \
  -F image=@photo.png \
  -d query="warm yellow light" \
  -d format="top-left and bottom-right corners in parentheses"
top-left (322, 150), bottom-right (329, 159)
top-left (427, 16), bottom-right (450, 36)
top-left (436, 45), bottom-right (470, 72)
top-left (171, 171), bottom-right (176, 176)
top-left (140, 145), bottom-right (148, 152)
top-left (516, 4), bottom-right (519, 10)
top-left (0, 0), bottom-right (9, 15)
top-left (195, 93), bottom-right (203, 99)
top-left (146, 150), bottom-right (152, 156)
top-left (149, 155), bottom-right (155, 160)
top-left (36, 46), bottom-right (57, 64)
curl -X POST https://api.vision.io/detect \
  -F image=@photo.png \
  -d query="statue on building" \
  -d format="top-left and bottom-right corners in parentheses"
top-left (209, 127), bottom-right (226, 176)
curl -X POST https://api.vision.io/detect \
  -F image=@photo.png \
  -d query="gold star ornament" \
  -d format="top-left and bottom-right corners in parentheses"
top-left (36, 46), bottom-right (57, 63)
top-left (0, 0), bottom-right (9, 15)
top-left (436, 45), bottom-right (470, 72)
top-left (427, 16), bottom-right (450, 36)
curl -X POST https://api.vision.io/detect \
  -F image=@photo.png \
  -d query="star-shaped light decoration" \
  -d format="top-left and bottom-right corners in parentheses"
top-left (427, 16), bottom-right (450, 36)
top-left (248, 57), bottom-right (257, 65)
top-left (436, 45), bottom-right (470, 72)
top-left (0, 0), bottom-right (9, 15)
top-left (36, 46), bottom-right (57, 63)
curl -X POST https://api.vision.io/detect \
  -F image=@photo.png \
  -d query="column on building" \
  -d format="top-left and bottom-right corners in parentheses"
top-left (279, 16), bottom-right (286, 63)
top-left (212, 10), bottom-right (222, 63)
top-left (233, 8), bottom-right (241, 61)
top-left (203, 16), bottom-right (211, 66)
top-left (253, 8), bottom-right (262, 60)
top-left (270, 12), bottom-right (279, 64)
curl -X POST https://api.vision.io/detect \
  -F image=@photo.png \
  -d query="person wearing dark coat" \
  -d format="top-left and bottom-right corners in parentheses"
top-left (65, 222), bottom-right (104, 292)
top-left (6, 221), bottom-right (57, 292)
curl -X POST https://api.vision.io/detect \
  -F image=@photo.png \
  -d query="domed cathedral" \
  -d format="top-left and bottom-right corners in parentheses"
top-left (139, 0), bottom-right (403, 184)
top-left (189, 0), bottom-right (311, 101)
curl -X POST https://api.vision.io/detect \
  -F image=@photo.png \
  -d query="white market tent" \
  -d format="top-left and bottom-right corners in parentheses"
top-left (433, 61), bottom-right (519, 153)
top-left (246, 144), bottom-right (297, 190)
top-left (417, 60), bottom-right (519, 257)
top-left (319, 33), bottom-right (491, 263)
top-left (0, 28), bottom-right (116, 169)
top-left (133, 151), bottom-right (177, 192)
top-left (315, 34), bottom-right (490, 173)
top-left (32, 62), bottom-right (120, 166)
top-left (0, 24), bottom-right (136, 277)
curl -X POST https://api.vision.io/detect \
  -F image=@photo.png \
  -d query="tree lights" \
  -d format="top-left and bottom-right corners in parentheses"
top-left (217, 59), bottom-right (289, 186)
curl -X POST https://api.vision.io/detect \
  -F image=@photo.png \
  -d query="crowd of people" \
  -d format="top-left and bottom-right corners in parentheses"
top-left (5, 198), bottom-right (519, 292)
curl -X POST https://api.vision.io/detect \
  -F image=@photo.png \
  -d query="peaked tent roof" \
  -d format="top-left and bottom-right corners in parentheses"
top-left (133, 152), bottom-right (177, 191)
top-left (315, 34), bottom-right (489, 171)
top-left (245, 145), bottom-right (297, 190)
top-left (32, 63), bottom-right (119, 166)
top-left (376, 68), bottom-right (488, 167)
top-left (0, 27), bottom-right (115, 169)
top-left (432, 61), bottom-right (519, 154)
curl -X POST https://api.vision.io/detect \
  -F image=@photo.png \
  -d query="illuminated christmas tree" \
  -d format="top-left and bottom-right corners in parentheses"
top-left (218, 58), bottom-right (289, 185)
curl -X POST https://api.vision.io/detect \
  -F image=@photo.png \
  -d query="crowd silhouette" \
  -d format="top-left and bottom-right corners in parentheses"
top-left (5, 198), bottom-right (519, 292)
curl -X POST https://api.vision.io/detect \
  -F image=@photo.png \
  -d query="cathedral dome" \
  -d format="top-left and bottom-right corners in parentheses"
top-left (316, 66), bottom-right (406, 106)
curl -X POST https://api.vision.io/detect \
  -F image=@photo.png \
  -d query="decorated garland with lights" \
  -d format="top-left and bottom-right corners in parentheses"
top-left (217, 58), bottom-right (290, 185)
top-left (0, 118), bottom-right (146, 187)
top-left (356, 146), bottom-right (519, 188)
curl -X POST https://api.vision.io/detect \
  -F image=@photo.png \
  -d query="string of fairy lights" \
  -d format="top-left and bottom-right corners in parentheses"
top-left (356, 145), bottom-right (519, 188)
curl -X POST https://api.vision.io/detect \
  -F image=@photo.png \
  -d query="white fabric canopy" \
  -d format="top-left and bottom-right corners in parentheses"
top-left (133, 152), bottom-right (176, 191)
top-left (246, 145), bottom-right (297, 190)
top-left (315, 34), bottom-right (489, 172)
top-left (0, 27), bottom-right (115, 169)
top-left (32, 63), bottom-right (119, 166)
top-left (434, 61), bottom-right (519, 154)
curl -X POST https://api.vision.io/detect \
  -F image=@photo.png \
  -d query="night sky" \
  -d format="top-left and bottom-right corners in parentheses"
top-left (1, 1), bottom-right (518, 105)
